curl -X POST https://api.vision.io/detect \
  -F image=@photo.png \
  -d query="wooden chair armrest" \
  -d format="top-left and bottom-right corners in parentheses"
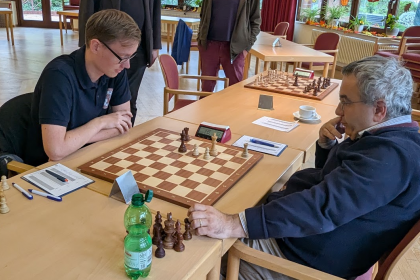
top-left (403, 36), bottom-right (420, 40)
top-left (164, 88), bottom-right (213, 97)
top-left (315, 49), bottom-right (339, 53)
top-left (376, 42), bottom-right (399, 46)
top-left (301, 44), bottom-right (314, 48)
top-left (179, 75), bottom-right (229, 88)
top-left (412, 109), bottom-right (420, 117)
top-left (265, 31), bottom-right (274, 35)
top-left (6, 161), bottom-right (34, 174)
top-left (228, 240), bottom-right (344, 280)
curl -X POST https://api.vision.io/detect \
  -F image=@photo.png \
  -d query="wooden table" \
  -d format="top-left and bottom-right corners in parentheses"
top-left (246, 32), bottom-right (334, 79)
top-left (164, 78), bottom-right (339, 162)
top-left (161, 16), bottom-right (200, 53)
top-left (18, 117), bottom-right (303, 279)
top-left (57, 10), bottom-right (78, 46)
top-left (0, 8), bottom-right (13, 45)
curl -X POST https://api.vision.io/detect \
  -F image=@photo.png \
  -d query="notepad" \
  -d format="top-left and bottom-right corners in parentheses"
top-left (253, 116), bottom-right (299, 132)
top-left (21, 163), bottom-right (94, 197)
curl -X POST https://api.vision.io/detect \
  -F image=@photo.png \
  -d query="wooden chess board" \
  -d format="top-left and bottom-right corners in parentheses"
top-left (244, 74), bottom-right (339, 101)
top-left (78, 129), bottom-right (263, 208)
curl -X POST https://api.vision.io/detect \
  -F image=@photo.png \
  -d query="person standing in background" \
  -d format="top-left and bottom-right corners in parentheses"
top-left (198, 0), bottom-right (261, 92)
top-left (79, 0), bottom-right (162, 125)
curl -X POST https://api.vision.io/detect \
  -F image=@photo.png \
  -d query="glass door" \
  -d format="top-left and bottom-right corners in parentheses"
top-left (17, 0), bottom-right (62, 28)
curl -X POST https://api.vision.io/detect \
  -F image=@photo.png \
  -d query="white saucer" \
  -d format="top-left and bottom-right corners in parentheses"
top-left (293, 111), bottom-right (321, 122)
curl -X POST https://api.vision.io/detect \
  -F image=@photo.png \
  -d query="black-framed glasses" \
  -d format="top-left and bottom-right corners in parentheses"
top-left (338, 100), bottom-right (364, 110)
top-left (99, 40), bottom-right (137, 64)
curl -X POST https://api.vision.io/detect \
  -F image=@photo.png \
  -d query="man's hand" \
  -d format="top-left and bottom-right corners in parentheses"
top-left (187, 204), bottom-right (246, 239)
top-left (319, 116), bottom-right (344, 144)
top-left (148, 49), bottom-right (159, 67)
top-left (98, 110), bottom-right (133, 134)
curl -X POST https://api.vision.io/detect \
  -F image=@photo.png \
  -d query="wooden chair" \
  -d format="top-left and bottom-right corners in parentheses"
top-left (289, 32), bottom-right (340, 78)
top-left (267, 22), bottom-right (289, 39)
top-left (158, 54), bottom-right (229, 115)
top-left (62, 0), bottom-right (79, 10)
top-left (402, 52), bottom-right (420, 83)
top-left (226, 218), bottom-right (420, 280)
top-left (375, 26), bottom-right (420, 59)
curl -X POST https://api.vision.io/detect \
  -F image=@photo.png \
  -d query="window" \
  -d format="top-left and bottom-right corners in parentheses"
top-left (397, 0), bottom-right (419, 31)
top-left (358, 0), bottom-right (388, 28)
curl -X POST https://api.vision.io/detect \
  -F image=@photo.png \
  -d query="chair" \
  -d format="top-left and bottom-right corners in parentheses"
top-left (375, 26), bottom-right (420, 59)
top-left (158, 54), bottom-right (229, 115)
top-left (267, 22), bottom-right (289, 39)
top-left (289, 32), bottom-right (340, 78)
top-left (226, 218), bottom-right (420, 280)
top-left (62, 0), bottom-right (79, 10)
top-left (402, 52), bottom-right (420, 83)
top-left (0, 93), bottom-right (35, 176)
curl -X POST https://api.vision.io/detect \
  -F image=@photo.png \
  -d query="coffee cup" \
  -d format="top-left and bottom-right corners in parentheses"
top-left (299, 105), bottom-right (317, 119)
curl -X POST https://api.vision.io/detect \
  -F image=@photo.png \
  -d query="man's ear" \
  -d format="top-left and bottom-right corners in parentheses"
top-left (89, 39), bottom-right (101, 54)
top-left (373, 100), bottom-right (387, 122)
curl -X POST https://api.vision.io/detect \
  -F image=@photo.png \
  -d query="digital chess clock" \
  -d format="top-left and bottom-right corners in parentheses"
top-left (195, 122), bottom-right (231, 143)
top-left (294, 68), bottom-right (314, 79)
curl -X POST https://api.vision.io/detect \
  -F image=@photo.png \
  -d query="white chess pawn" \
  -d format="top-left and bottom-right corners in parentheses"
top-left (0, 192), bottom-right (9, 214)
top-left (192, 144), bottom-right (199, 156)
top-left (241, 143), bottom-right (249, 158)
top-left (1, 175), bottom-right (9, 190)
top-left (203, 147), bottom-right (210, 160)
top-left (210, 133), bottom-right (218, 156)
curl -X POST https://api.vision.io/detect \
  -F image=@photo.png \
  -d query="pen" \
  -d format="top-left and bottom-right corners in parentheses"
top-left (46, 170), bottom-right (68, 182)
top-left (28, 189), bottom-right (62, 202)
top-left (12, 183), bottom-right (33, 200)
top-left (249, 138), bottom-right (280, 148)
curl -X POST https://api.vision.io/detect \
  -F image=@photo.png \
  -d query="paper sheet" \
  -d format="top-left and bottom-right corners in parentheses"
top-left (252, 116), bottom-right (299, 132)
top-left (232, 135), bottom-right (287, 156)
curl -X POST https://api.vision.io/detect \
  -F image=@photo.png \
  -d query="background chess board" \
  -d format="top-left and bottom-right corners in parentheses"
top-left (244, 74), bottom-right (339, 101)
top-left (78, 129), bottom-right (263, 208)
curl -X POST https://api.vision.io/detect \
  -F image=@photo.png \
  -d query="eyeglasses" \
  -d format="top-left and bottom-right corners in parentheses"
top-left (99, 40), bottom-right (137, 64)
top-left (338, 100), bottom-right (364, 110)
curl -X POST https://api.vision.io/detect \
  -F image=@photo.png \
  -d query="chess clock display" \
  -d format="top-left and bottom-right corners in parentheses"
top-left (294, 68), bottom-right (314, 79)
top-left (195, 122), bottom-right (231, 143)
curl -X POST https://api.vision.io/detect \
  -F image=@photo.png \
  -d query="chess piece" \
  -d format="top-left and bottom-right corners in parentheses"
top-left (0, 191), bottom-right (9, 214)
top-left (173, 220), bottom-right (185, 252)
top-left (1, 175), bottom-right (9, 190)
top-left (183, 218), bottom-right (192, 240)
top-left (163, 212), bottom-right (176, 249)
top-left (284, 75), bottom-right (290, 86)
top-left (321, 78), bottom-right (327, 89)
top-left (178, 131), bottom-right (187, 153)
top-left (183, 127), bottom-right (190, 142)
top-left (293, 74), bottom-right (299, 86)
top-left (192, 144), bottom-right (200, 156)
top-left (152, 211), bottom-right (163, 245)
top-left (312, 80), bottom-right (316, 89)
top-left (241, 143), bottom-right (249, 158)
top-left (155, 239), bottom-right (165, 258)
top-left (210, 133), bottom-right (218, 156)
top-left (203, 147), bottom-right (210, 160)
top-left (313, 87), bottom-right (318, 96)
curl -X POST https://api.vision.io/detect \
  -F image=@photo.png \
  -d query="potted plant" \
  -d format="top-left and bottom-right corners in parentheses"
top-left (383, 14), bottom-right (399, 36)
top-left (324, 5), bottom-right (348, 27)
top-left (348, 15), bottom-right (369, 32)
top-left (300, 8), bottom-right (320, 25)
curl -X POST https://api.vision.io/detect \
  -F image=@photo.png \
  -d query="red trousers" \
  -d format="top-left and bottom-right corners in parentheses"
top-left (199, 41), bottom-right (246, 92)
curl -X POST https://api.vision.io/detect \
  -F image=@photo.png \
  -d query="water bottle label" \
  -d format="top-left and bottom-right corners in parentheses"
top-left (124, 247), bottom-right (152, 270)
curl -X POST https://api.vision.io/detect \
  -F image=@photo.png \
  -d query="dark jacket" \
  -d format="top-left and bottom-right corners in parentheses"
top-left (245, 123), bottom-right (420, 278)
top-left (198, 0), bottom-right (261, 62)
top-left (78, 0), bottom-right (162, 66)
top-left (171, 20), bottom-right (193, 65)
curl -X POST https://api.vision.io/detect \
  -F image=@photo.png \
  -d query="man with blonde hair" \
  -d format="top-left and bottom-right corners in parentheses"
top-left (26, 9), bottom-right (140, 165)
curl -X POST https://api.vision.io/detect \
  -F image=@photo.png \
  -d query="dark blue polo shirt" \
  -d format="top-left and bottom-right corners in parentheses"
top-left (26, 46), bottom-right (131, 166)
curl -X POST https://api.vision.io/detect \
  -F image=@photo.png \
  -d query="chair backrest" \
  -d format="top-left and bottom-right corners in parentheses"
top-left (374, 218), bottom-right (420, 279)
top-left (69, 0), bottom-right (79, 5)
top-left (314, 33), bottom-right (340, 56)
top-left (399, 26), bottom-right (420, 52)
top-left (273, 22), bottom-right (289, 36)
top-left (158, 54), bottom-right (180, 101)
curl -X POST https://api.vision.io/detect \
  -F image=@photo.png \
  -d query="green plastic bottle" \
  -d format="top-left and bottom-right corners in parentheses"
top-left (124, 191), bottom-right (153, 279)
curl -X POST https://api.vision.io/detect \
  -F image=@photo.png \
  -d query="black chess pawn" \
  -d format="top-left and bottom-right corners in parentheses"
top-left (293, 74), bottom-right (299, 86)
top-left (313, 87), bottom-right (318, 96)
top-left (183, 127), bottom-right (190, 141)
top-left (312, 80), bottom-right (316, 89)
top-left (183, 218), bottom-right (192, 240)
top-left (178, 131), bottom-right (187, 153)
top-left (155, 239), bottom-right (166, 258)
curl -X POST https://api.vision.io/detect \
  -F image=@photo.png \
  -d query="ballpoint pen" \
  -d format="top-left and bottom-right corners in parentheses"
top-left (28, 189), bottom-right (62, 202)
top-left (12, 183), bottom-right (33, 200)
top-left (249, 138), bottom-right (280, 148)
top-left (46, 170), bottom-right (68, 182)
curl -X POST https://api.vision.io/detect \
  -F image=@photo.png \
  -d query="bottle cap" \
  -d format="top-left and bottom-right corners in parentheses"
top-left (145, 190), bottom-right (153, 203)
top-left (131, 193), bottom-right (144, 206)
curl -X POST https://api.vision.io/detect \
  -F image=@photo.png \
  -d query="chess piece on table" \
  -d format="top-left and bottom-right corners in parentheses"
top-left (210, 133), bottom-right (218, 156)
top-left (0, 190), bottom-right (9, 214)
top-left (192, 144), bottom-right (200, 156)
top-left (284, 75), bottom-right (289, 86)
top-left (312, 80), bottom-right (316, 89)
top-left (183, 127), bottom-right (190, 142)
top-left (173, 220), bottom-right (185, 252)
top-left (155, 239), bottom-right (165, 258)
top-left (313, 87), bottom-right (319, 96)
top-left (293, 74), bottom-right (299, 86)
top-left (1, 175), bottom-right (9, 190)
top-left (203, 147), bottom-right (210, 160)
top-left (183, 218), bottom-right (192, 240)
top-left (321, 79), bottom-right (327, 89)
top-left (163, 212), bottom-right (176, 249)
top-left (152, 211), bottom-right (163, 245)
top-left (178, 131), bottom-right (187, 153)
top-left (241, 143), bottom-right (249, 158)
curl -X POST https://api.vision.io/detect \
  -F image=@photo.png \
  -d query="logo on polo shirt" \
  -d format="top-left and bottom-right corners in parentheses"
top-left (103, 88), bottom-right (113, 109)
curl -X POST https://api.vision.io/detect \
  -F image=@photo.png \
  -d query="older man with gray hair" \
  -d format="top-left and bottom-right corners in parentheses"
top-left (187, 56), bottom-right (420, 279)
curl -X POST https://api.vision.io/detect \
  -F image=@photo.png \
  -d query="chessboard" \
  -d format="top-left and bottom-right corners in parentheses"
top-left (244, 72), bottom-right (339, 101)
top-left (78, 128), bottom-right (263, 208)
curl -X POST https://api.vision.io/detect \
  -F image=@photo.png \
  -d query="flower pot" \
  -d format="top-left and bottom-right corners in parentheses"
top-left (331, 19), bottom-right (340, 27)
top-left (386, 27), bottom-right (399, 36)
top-left (357, 25), bottom-right (364, 32)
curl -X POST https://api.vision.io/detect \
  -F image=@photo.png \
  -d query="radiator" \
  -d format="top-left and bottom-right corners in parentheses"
top-left (311, 30), bottom-right (398, 66)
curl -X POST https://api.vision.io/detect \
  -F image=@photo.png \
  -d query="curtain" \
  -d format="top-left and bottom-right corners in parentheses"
top-left (260, 0), bottom-right (297, 41)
